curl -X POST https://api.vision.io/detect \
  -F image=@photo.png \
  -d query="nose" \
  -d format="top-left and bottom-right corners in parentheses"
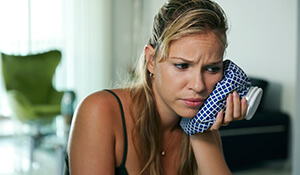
top-left (188, 71), bottom-right (206, 93)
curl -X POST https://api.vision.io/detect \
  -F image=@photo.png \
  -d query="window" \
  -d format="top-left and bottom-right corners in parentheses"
top-left (0, 0), bottom-right (62, 55)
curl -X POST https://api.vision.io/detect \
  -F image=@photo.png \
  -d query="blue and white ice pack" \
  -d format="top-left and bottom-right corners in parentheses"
top-left (180, 59), bottom-right (262, 135)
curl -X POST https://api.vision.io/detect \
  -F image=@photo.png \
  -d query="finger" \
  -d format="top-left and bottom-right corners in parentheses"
top-left (207, 110), bottom-right (224, 131)
top-left (223, 93), bottom-right (233, 124)
top-left (233, 91), bottom-right (242, 120)
top-left (241, 97), bottom-right (248, 118)
top-left (222, 122), bottom-right (229, 126)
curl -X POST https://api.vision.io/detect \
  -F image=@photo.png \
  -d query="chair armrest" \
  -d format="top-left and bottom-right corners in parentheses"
top-left (61, 90), bottom-right (76, 115)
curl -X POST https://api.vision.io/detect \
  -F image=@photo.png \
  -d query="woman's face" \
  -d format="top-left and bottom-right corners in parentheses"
top-left (148, 32), bottom-right (224, 119)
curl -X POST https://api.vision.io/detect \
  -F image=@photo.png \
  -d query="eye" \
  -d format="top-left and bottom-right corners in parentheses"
top-left (174, 63), bottom-right (189, 70)
top-left (206, 66), bottom-right (221, 74)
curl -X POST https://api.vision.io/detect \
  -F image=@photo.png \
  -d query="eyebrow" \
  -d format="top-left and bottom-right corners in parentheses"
top-left (170, 56), bottom-right (223, 65)
top-left (169, 56), bottom-right (193, 63)
top-left (207, 60), bottom-right (223, 65)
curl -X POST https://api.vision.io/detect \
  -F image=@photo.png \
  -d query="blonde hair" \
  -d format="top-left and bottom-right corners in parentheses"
top-left (129, 0), bottom-right (228, 174)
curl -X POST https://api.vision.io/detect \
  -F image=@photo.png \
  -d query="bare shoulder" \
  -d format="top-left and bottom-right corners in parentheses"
top-left (70, 89), bottom-right (127, 135)
top-left (67, 89), bottom-right (130, 174)
top-left (75, 90), bottom-right (119, 117)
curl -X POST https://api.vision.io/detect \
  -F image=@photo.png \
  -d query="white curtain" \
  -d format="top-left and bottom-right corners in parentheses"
top-left (59, 0), bottom-right (113, 104)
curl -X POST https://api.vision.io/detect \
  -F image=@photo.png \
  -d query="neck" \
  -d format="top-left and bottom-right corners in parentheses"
top-left (157, 105), bottom-right (181, 132)
top-left (152, 85), bottom-right (181, 132)
top-left (160, 115), bottom-right (181, 133)
top-left (160, 123), bottom-right (182, 157)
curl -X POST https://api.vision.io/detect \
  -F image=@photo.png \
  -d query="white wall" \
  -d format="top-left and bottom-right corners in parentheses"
top-left (214, 1), bottom-right (299, 174)
top-left (111, 0), bottom-right (134, 85)
top-left (214, 0), bottom-right (297, 117)
top-left (111, 0), bottom-right (165, 85)
top-left (292, 1), bottom-right (300, 174)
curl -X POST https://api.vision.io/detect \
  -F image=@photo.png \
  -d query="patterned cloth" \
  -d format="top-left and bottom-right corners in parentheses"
top-left (180, 60), bottom-right (252, 135)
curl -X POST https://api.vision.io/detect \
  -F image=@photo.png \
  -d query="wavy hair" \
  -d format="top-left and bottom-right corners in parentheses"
top-left (129, 0), bottom-right (228, 174)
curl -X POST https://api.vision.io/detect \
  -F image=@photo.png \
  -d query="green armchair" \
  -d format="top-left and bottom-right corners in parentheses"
top-left (1, 50), bottom-right (75, 173)
top-left (1, 50), bottom-right (72, 123)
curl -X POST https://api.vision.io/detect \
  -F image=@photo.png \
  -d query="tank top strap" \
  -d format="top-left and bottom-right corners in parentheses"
top-left (104, 89), bottom-right (128, 174)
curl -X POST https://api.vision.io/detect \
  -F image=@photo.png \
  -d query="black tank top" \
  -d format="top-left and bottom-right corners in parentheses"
top-left (63, 89), bottom-right (129, 175)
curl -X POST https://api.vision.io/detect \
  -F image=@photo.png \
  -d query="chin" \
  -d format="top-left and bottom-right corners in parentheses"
top-left (179, 110), bottom-right (198, 119)
top-left (181, 115), bottom-right (196, 119)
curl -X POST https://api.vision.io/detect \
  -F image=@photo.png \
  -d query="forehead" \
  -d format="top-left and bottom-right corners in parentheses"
top-left (168, 32), bottom-right (224, 60)
top-left (171, 32), bottom-right (221, 47)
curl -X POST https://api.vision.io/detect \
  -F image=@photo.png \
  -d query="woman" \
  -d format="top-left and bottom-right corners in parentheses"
top-left (66, 0), bottom-right (248, 174)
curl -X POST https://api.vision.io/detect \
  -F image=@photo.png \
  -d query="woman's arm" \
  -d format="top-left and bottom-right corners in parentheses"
top-left (190, 130), bottom-right (231, 175)
top-left (191, 92), bottom-right (247, 174)
top-left (67, 91), bottom-right (117, 175)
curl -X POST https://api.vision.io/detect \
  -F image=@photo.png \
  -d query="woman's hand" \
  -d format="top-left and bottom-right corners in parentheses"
top-left (208, 91), bottom-right (248, 131)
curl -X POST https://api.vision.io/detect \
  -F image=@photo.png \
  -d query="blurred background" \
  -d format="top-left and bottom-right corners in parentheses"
top-left (0, 0), bottom-right (299, 174)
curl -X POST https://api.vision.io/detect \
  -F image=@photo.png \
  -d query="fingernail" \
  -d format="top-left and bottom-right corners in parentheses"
top-left (233, 91), bottom-right (238, 97)
top-left (227, 94), bottom-right (233, 102)
top-left (242, 97), bottom-right (247, 104)
top-left (217, 110), bottom-right (223, 117)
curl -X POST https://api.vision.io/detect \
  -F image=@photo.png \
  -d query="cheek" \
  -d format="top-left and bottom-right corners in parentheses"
top-left (156, 70), bottom-right (182, 92)
top-left (205, 73), bottom-right (223, 92)
top-left (154, 66), bottom-right (172, 92)
top-left (155, 64), bottom-right (185, 87)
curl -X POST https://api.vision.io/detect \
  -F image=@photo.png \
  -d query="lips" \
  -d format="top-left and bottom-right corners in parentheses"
top-left (182, 98), bottom-right (205, 108)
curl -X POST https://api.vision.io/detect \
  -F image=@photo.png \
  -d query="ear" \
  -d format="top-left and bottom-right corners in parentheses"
top-left (145, 44), bottom-right (156, 74)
